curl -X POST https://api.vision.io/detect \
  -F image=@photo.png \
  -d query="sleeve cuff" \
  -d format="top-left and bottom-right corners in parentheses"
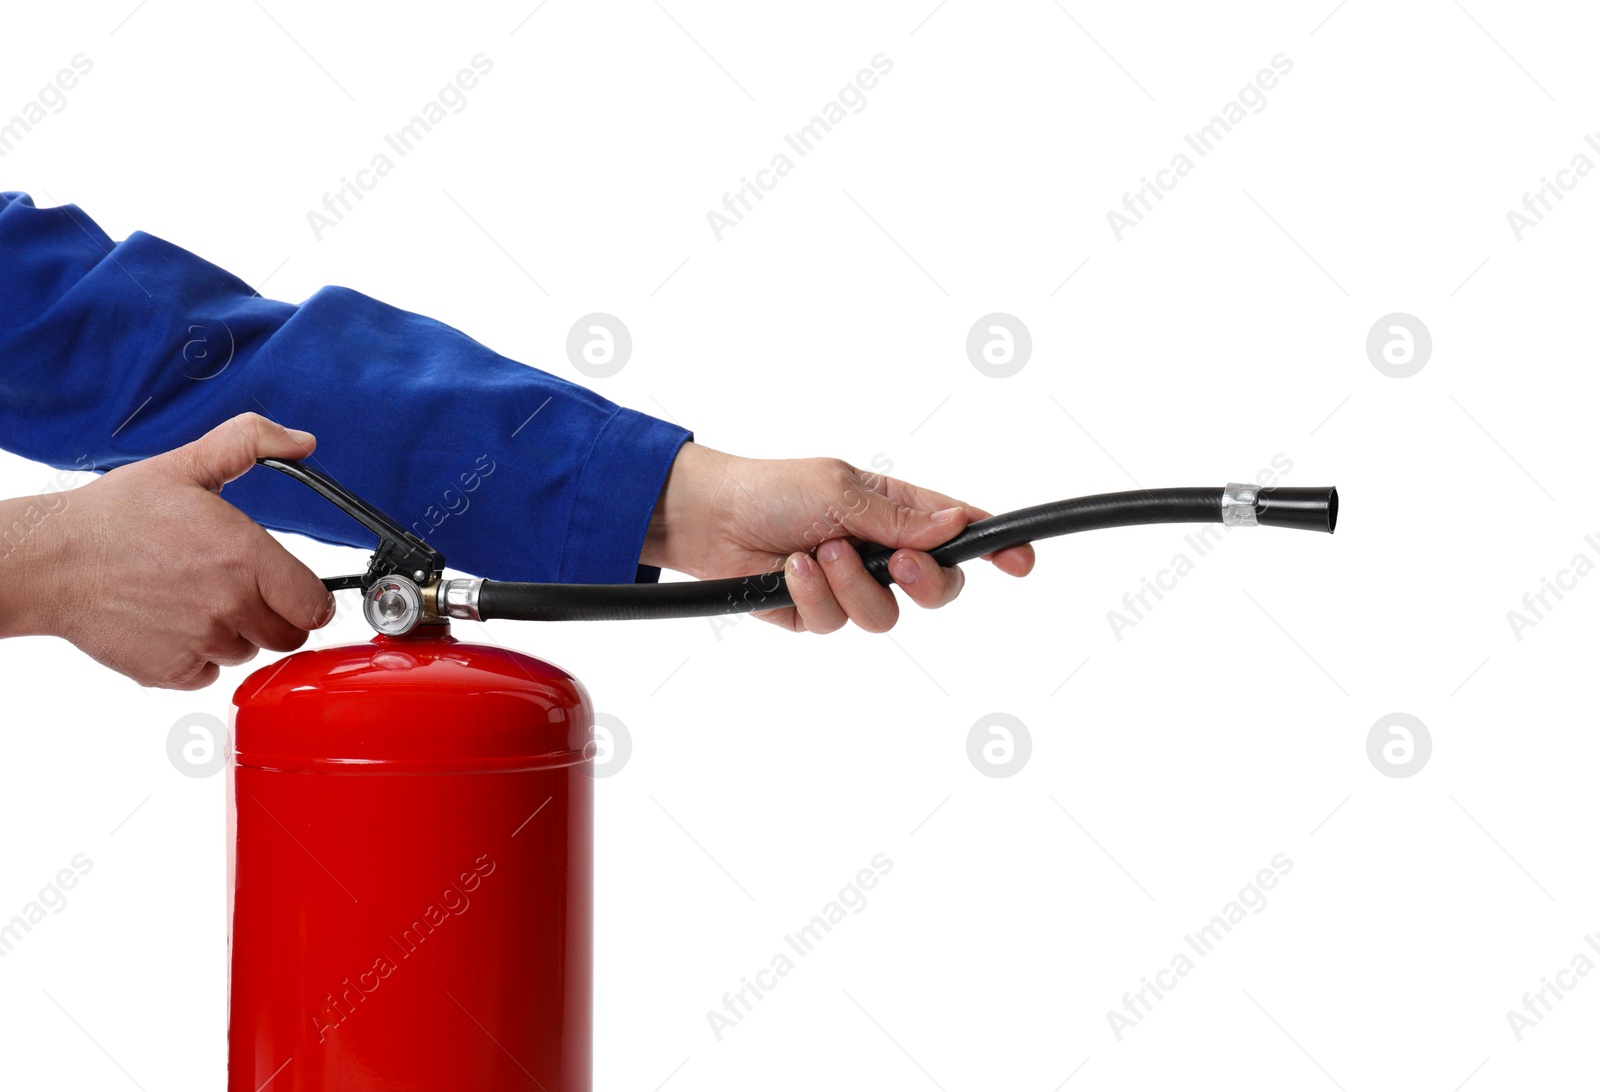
top-left (559, 406), bottom-right (691, 584)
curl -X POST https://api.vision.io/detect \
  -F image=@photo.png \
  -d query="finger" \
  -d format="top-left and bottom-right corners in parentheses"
top-left (961, 505), bottom-right (1036, 576)
top-left (874, 479), bottom-right (1035, 574)
top-left (887, 549), bottom-right (966, 610)
top-left (146, 647), bottom-right (216, 691)
top-left (990, 545), bottom-right (1035, 577)
top-left (235, 599), bottom-right (313, 654)
top-left (172, 412), bottom-right (317, 493)
top-left (253, 533), bottom-right (336, 632)
top-left (782, 551), bottom-right (847, 634)
top-left (839, 485), bottom-right (967, 554)
top-left (206, 633), bottom-right (261, 669)
top-left (877, 475), bottom-right (964, 514)
top-left (171, 661), bottom-right (222, 692)
top-left (816, 538), bottom-right (899, 633)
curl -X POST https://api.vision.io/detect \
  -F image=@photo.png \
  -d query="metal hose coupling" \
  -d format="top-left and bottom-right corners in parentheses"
top-left (438, 577), bottom-right (485, 622)
top-left (1223, 483), bottom-right (1338, 533)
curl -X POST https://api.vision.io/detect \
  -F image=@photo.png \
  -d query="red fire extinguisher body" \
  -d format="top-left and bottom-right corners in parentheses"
top-left (228, 629), bottom-right (593, 1091)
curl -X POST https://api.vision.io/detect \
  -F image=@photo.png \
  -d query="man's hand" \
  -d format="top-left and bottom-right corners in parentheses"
top-left (0, 413), bottom-right (335, 689)
top-left (641, 442), bottom-right (1035, 633)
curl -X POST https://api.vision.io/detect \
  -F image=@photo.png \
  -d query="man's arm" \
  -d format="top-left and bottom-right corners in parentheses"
top-left (0, 191), bottom-right (690, 583)
top-left (0, 192), bottom-right (1033, 661)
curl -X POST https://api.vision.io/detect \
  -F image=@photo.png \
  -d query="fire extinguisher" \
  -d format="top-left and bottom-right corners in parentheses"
top-left (228, 459), bottom-right (1336, 1091)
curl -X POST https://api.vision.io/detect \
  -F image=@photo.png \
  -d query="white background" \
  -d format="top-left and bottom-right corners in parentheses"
top-left (2, 1), bottom-right (1597, 1089)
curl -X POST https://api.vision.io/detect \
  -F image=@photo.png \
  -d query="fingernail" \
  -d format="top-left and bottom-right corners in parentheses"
top-left (891, 556), bottom-right (919, 585)
top-left (316, 593), bottom-right (335, 627)
top-left (931, 506), bottom-right (963, 524)
top-left (789, 553), bottom-right (815, 579)
top-left (818, 540), bottom-right (845, 563)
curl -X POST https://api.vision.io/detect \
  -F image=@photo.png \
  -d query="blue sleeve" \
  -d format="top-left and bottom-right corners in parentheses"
top-left (0, 192), bottom-right (691, 583)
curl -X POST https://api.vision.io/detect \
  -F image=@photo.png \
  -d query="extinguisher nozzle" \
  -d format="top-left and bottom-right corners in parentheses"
top-left (1256, 486), bottom-right (1338, 534)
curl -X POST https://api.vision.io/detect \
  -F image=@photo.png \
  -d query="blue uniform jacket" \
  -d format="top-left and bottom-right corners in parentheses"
top-left (0, 192), bottom-right (691, 583)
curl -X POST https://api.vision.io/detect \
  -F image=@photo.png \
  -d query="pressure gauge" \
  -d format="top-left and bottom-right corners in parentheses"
top-left (363, 575), bottom-right (423, 636)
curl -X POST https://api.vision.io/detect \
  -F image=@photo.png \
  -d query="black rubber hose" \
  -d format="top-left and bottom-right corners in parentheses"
top-left (474, 486), bottom-right (1335, 623)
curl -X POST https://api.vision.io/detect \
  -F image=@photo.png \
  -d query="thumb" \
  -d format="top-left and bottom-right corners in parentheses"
top-left (176, 412), bottom-right (317, 492)
top-left (841, 484), bottom-right (968, 551)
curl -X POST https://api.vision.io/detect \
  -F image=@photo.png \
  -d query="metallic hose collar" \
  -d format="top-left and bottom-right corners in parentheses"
top-left (439, 577), bottom-right (485, 622)
top-left (1221, 483), bottom-right (1261, 527)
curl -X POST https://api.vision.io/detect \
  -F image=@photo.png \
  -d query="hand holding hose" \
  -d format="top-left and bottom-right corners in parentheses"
top-left (638, 443), bottom-right (1036, 634)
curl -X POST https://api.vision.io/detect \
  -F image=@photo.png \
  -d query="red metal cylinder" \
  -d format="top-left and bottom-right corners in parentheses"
top-left (228, 627), bottom-right (593, 1091)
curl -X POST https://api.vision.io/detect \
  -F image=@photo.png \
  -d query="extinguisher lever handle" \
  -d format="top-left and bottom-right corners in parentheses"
top-left (256, 458), bottom-right (446, 590)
